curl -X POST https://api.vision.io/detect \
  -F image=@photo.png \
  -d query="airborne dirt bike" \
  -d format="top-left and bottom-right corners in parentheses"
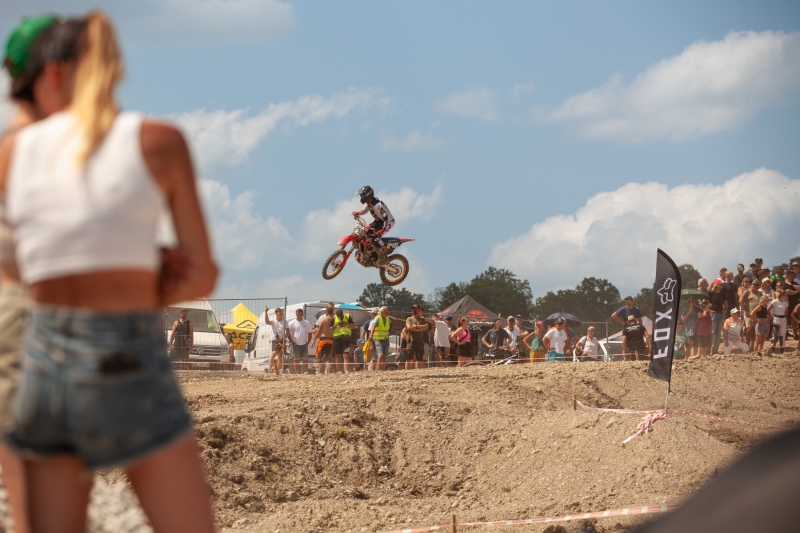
top-left (322, 215), bottom-right (414, 286)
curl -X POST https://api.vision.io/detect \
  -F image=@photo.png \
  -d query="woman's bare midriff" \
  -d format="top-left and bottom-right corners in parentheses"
top-left (30, 270), bottom-right (161, 311)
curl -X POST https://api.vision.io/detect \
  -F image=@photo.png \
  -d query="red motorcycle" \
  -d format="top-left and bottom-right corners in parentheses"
top-left (322, 215), bottom-right (414, 286)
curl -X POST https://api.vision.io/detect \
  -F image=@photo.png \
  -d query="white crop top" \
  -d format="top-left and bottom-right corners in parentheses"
top-left (6, 111), bottom-right (164, 284)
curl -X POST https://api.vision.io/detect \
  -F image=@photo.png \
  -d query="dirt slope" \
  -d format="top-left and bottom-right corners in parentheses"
top-left (177, 349), bottom-right (799, 533)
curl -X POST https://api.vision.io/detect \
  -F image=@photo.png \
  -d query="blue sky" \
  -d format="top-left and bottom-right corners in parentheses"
top-left (2, 1), bottom-right (799, 306)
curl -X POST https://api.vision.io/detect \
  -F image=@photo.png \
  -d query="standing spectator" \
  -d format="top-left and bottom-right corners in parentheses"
top-left (405, 304), bottom-right (428, 369)
top-left (739, 278), bottom-right (760, 349)
top-left (263, 306), bottom-right (286, 374)
top-left (681, 297), bottom-right (700, 357)
top-left (367, 306), bottom-right (392, 371)
top-left (784, 270), bottom-right (800, 339)
top-left (482, 318), bottom-right (511, 359)
top-left (398, 327), bottom-right (408, 368)
top-left (362, 308), bottom-right (378, 367)
top-left (449, 317), bottom-right (472, 367)
top-left (543, 318), bottom-right (570, 362)
top-left (750, 296), bottom-right (770, 352)
top-left (791, 297), bottom-right (800, 346)
top-left (433, 313), bottom-right (453, 367)
top-left (1, 12), bottom-right (218, 531)
top-left (733, 264), bottom-right (746, 288)
top-left (169, 309), bottom-right (193, 362)
top-left (622, 315), bottom-right (650, 361)
top-left (223, 332), bottom-right (235, 364)
top-left (759, 278), bottom-right (774, 299)
top-left (505, 316), bottom-right (520, 356)
top-left (755, 257), bottom-right (764, 271)
top-left (708, 267), bottom-right (728, 290)
top-left (313, 305), bottom-right (335, 373)
top-left (522, 321), bottom-right (547, 363)
top-left (708, 282), bottom-right (728, 354)
top-left (771, 266), bottom-right (785, 286)
top-left (791, 260), bottom-right (800, 279)
top-left (332, 308), bottom-right (354, 374)
top-left (723, 271), bottom-right (737, 317)
top-left (288, 308), bottom-right (313, 375)
top-left (722, 309), bottom-right (748, 356)
top-left (611, 296), bottom-right (641, 327)
top-left (698, 278), bottom-right (709, 292)
top-left (768, 291), bottom-right (789, 354)
top-left (695, 299), bottom-right (713, 357)
top-left (575, 327), bottom-right (601, 362)
top-left (673, 323), bottom-right (689, 360)
top-left (743, 263), bottom-right (759, 283)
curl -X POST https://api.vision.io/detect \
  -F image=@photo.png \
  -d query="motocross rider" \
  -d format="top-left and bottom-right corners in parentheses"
top-left (352, 186), bottom-right (395, 264)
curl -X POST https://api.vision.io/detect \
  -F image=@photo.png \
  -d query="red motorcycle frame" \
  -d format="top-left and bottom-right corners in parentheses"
top-left (321, 215), bottom-right (414, 286)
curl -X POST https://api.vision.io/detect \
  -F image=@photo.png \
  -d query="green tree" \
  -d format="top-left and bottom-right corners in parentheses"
top-left (427, 282), bottom-right (469, 312)
top-left (678, 263), bottom-right (703, 290)
top-left (633, 286), bottom-right (654, 321)
top-left (357, 283), bottom-right (427, 312)
top-left (530, 277), bottom-right (621, 323)
top-left (467, 267), bottom-right (533, 317)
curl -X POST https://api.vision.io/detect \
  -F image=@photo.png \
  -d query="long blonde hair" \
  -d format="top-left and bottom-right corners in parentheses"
top-left (71, 12), bottom-right (123, 166)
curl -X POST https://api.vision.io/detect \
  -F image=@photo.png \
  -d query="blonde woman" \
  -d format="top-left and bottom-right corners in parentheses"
top-left (448, 317), bottom-right (472, 367)
top-left (0, 13), bottom-right (217, 533)
top-left (750, 295), bottom-right (770, 352)
top-left (522, 321), bottom-right (546, 363)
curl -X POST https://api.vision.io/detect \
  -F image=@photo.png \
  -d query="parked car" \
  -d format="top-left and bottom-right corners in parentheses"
top-left (165, 299), bottom-right (229, 363)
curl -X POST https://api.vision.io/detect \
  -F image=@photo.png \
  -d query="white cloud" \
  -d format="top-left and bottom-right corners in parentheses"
top-left (0, 0), bottom-right (295, 44)
top-left (511, 82), bottom-right (535, 103)
top-left (489, 169), bottom-right (800, 296)
top-left (380, 130), bottom-right (445, 152)
top-left (170, 87), bottom-right (392, 171)
top-left (546, 31), bottom-right (800, 141)
top-left (434, 87), bottom-right (499, 121)
top-left (0, 72), bottom-right (17, 129)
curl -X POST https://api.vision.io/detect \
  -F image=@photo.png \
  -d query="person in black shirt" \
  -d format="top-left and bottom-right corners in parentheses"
top-left (622, 315), bottom-right (650, 361)
top-left (482, 319), bottom-right (510, 359)
top-left (708, 282), bottom-right (728, 354)
top-left (722, 271), bottom-right (737, 317)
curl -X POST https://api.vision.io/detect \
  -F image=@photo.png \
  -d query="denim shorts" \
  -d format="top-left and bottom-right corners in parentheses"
top-left (7, 308), bottom-right (192, 470)
top-left (374, 338), bottom-right (390, 356)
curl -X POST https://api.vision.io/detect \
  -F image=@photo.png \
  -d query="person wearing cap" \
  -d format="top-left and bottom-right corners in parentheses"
top-left (432, 313), bottom-right (453, 367)
top-left (722, 309), bottom-right (749, 356)
top-left (264, 306), bottom-right (287, 374)
top-left (792, 260), bottom-right (800, 277)
top-left (622, 314), bottom-right (650, 361)
top-left (405, 304), bottom-right (428, 369)
top-left (367, 306), bottom-right (392, 371)
top-left (522, 321), bottom-right (547, 363)
top-left (611, 296), bottom-right (641, 327)
top-left (353, 339), bottom-right (366, 367)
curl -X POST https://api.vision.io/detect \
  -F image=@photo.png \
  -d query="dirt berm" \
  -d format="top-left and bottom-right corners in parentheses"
top-left (161, 348), bottom-right (799, 533)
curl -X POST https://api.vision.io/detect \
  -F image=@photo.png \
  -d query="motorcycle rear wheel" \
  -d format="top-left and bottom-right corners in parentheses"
top-left (322, 250), bottom-right (347, 280)
top-left (379, 254), bottom-right (409, 286)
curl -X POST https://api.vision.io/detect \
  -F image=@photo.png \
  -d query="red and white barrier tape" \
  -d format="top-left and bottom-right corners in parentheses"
top-left (573, 395), bottom-right (786, 430)
top-left (621, 410), bottom-right (669, 445)
top-left (377, 504), bottom-right (679, 533)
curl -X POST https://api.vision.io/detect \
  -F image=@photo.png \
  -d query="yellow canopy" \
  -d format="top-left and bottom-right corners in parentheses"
top-left (222, 303), bottom-right (259, 350)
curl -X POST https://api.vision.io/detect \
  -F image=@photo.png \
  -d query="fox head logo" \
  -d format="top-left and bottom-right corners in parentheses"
top-left (657, 278), bottom-right (677, 305)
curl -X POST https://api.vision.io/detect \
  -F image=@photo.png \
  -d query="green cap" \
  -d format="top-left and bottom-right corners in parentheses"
top-left (4, 15), bottom-right (58, 78)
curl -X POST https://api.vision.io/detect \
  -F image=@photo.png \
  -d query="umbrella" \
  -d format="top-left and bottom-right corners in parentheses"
top-left (337, 303), bottom-right (363, 310)
top-left (680, 288), bottom-right (708, 301)
top-left (544, 312), bottom-right (581, 329)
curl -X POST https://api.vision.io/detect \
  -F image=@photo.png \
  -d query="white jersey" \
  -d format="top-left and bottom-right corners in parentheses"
top-left (357, 198), bottom-right (395, 229)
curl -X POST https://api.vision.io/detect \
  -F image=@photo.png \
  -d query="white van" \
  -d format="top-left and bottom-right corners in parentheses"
top-left (241, 302), bottom-right (371, 372)
top-left (165, 299), bottom-right (229, 363)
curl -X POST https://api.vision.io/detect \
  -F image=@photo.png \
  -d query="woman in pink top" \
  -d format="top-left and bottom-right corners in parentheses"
top-left (449, 317), bottom-right (472, 367)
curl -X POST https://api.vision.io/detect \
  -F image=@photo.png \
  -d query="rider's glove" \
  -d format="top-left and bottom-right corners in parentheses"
top-left (352, 211), bottom-right (360, 216)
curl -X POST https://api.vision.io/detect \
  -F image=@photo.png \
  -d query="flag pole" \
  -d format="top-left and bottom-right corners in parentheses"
top-left (664, 381), bottom-right (670, 411)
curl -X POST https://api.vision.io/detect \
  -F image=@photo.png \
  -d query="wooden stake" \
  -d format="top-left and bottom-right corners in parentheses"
top-left (572, 394), bottom-right (577, 410)
top-left (451, 513), bottom-right (457, 533)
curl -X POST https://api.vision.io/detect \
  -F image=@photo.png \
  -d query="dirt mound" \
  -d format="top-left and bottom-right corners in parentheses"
top-left (173, 347), bottom-right (799, 532)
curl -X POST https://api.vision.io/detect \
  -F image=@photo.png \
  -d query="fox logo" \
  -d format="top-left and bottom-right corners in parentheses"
top-left (657, 278), bottom-right (677, 305)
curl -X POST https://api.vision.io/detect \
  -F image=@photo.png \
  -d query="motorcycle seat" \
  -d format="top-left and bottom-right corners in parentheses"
top-left (381, 237), bottom-right (400, 243)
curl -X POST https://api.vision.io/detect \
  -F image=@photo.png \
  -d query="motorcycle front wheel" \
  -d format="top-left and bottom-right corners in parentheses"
top-left (322, 250), bottom-right (347, 280)
top-left (379, 254), bottom-right (409, 286)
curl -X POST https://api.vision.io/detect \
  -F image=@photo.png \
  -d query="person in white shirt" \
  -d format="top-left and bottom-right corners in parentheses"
top-left (768, 291), bottom-right (789, 354)
top-left (264, 306), bottom-right (286, 374)
top-left (722, 309), bottom-right (749, 356)
top-left (505, 316), bottom-right (520, 355)
top-left (575, 326), bottom-right (601, 362)
top-left (430, 313), bottom-right (451, 368)
top-left (288, 308), bottom-right (313, 374)
top-left (543, 318), bottom-right (571, 362)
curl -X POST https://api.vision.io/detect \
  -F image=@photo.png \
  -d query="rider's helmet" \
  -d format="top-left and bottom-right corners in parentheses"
top-left (357, 185), bottom-right (374, 204)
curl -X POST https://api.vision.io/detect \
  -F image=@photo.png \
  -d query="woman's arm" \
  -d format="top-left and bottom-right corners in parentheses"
top-left (141, 121), bottom-right (218, 305)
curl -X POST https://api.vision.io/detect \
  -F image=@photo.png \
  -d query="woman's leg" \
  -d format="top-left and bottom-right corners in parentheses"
top-left (127, 434), bottom-right (215, 533)
top-left (25, 456), bottom-right (93, 533)
top-left (0, 443), bottom-right (29, 533)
